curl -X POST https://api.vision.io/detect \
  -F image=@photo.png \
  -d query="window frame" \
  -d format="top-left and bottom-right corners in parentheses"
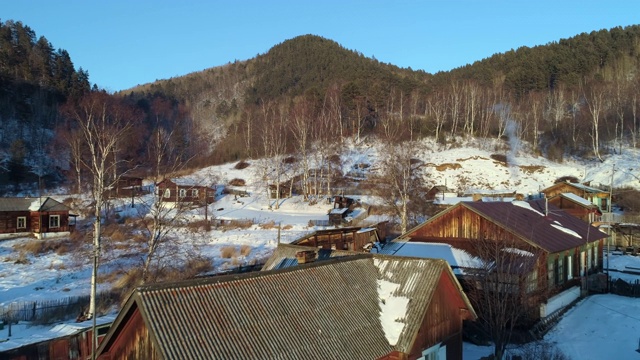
top-left (17, 216), bottom-right (27, 229)
top-left (49, 215), bottom-right (60, 228)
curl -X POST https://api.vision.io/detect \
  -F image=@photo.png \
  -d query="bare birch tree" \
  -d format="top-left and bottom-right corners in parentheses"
top-left (463, 238), bottom-right (544, 360)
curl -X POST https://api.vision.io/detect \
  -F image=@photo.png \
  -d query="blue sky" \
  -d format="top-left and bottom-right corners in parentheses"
top-left (3, 1), bottom-right (639, 92)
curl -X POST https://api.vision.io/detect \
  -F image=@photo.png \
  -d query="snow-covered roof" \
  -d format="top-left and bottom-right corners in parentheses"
top-left (558, 192), bottom-right (596, 207)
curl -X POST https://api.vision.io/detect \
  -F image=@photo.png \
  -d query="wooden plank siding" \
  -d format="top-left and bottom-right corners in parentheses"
top-left (293, 227), bottom-right (378, 251)
top-left (0, 211), bottom-right (30, 234)
top-left (406, 205), bottom-right (538, 254)
top-left (408, 271), bottom-right (469, 360)
top-left (97, 308), bottom-right (160, 360)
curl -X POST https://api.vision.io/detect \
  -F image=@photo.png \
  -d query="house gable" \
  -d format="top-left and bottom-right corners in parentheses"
top-left (403, 201), bottom-right (607, 254)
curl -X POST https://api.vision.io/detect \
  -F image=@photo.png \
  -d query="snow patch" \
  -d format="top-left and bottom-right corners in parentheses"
top-left (512, 200), bottom-right (545, 216)
top-left (376, 278), bottom-right (409, 346)
top-left (550, 223), bottom-right (582, 239)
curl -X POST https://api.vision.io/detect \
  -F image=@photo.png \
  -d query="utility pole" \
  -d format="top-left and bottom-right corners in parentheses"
top-left (607, 164), bottom-right (614, 292)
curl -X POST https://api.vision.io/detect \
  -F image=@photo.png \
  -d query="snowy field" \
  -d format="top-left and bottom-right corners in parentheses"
top-left (1, 139), bottom-right (640, 354)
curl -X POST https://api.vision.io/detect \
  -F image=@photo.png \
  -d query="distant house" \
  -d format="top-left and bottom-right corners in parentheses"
top-left (97, 252), bottom-right (476, 360)
top-left (394, 200), bottom-right (609, 320)
top-left (426, 185), bottom-right (457, 201)
top-left (462, 188), bottom-right (523, 202)
top-left (541, 181), bottom-right (611, 213)
top-left (0, 197), bottom-right (74, 239)
top-left (547, 192), bottom-right (601, 222)
top-left (155, 178), bottom-right (215, 207)
top-left (106, 176), bottom-right (144, 199)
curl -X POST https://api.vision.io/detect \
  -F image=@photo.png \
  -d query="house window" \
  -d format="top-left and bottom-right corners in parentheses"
top-left (192, 189), bottom-right (199, 197)
top-left (164, 189), bottom-right (171, 198)
top-left (49, 215), bottom-right (60, 228)
top-left (557, 256), bottom-right (564, 284)
top-left (17, 216), bottom-right (26, 229)
top-left (179, 189), bottom-right (187, 198)
top-left (548, 260), bottom-right (555, 288)
top-left (526, 270), bottom-right (538, 293)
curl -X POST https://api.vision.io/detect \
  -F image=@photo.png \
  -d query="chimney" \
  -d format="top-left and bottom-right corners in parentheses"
top-left (545, 195), bottom-right (548, 216)
top-left (296, 250), bottom-right (316, 264)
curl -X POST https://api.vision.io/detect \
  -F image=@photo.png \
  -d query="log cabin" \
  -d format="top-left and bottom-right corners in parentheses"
top-left (0, 197), bottom-right (74, 239)
top-left (155, 178), bottom-right (215, 208)
top-left (97, 253), bottom-right (476, 360)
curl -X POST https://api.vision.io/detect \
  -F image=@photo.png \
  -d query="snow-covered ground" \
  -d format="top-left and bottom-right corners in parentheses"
top-left (1, 138), bottom-right (640, 355)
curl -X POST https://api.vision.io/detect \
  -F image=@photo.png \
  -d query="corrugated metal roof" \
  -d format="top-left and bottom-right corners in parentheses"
top-left (0, 197), bottom-right (68, 212)
top-left (462, 200), bottom-right (607, 253)
top-left (100, 254), bottom-right (473, 360)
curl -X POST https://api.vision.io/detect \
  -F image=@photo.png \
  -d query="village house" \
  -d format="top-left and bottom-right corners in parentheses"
top-left (106, 175), bottom-right (144, 199)
top-left (97, 252), bottom-right (476, 360)
top-left (0, 197), bottom-right (74, 239)
top-left (426, 185), bottom-right (457, 202)
top-left (155, 178), bottom-right (215, 207)
top-left (541, 181), bottom-right (611, 213)
top-left (392, 200), bottom-right (608, 321)
top-left (546, 192), bottom-right (602, 222)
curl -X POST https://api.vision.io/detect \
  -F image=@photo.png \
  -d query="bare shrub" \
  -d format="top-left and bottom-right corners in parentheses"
top-left (282, 224), bottom-right (292, 230)
top-left (13, 238), bottom-right (75, 256)
top-left (220, 246), bottom-right (238, 258)
top-left (229, 178), bottom-right (246, 186)
top-left (240, 245), bottom-right (252, 257)
top-left (221, 219), bottom-right (253, 231)
top-left (102, 223), bottom-right (129, 242)
top-left (182, 257), bottom-right (213, 278)
top-left (259, 221), bottom-right (276, 230)
top-left (186, 219), bottom-right (211, 232)
top-left (234, 160), bottom-right (250, 169)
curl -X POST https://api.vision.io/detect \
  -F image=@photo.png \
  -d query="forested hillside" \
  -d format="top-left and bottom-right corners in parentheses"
top-left (0, 20), bottom-right (91, 188)
top-left (1, 22), bottom-right (640, 195)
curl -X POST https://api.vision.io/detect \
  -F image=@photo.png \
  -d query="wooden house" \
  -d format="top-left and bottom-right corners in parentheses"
top-left (547, 193), bottom-right (601, 222)
top-left (97, 252), bottom-right (476, 360)
top-left (426, 185), bottom-right (457, 202)
top-left (541, 181), bottom-right (611, 212)
top-left (155, 178), bottom-right (215, 207)
top-left (106, 176), bottom-right (144, 199)
top-left (0, 197), bottom-right (74, 239)
top-left (395, 200), bottom-right (608, 320)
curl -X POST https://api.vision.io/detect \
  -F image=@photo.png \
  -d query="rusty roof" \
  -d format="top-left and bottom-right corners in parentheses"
top-left (98, 254), bottom-right (475, 360)
top-left (446, 200), bottom-right (607, 253)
